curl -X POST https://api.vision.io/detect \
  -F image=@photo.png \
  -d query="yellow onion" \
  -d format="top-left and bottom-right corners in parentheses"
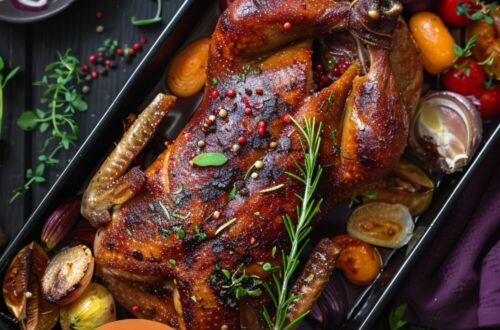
top-left (409, 91), bottom-right (482, 173)
top-left (60, 283), bottom-right (116, 330)
top-left (347, 203), bottom-right (414, 249)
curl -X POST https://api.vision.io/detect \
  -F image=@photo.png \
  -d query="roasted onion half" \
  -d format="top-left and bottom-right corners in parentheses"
top-left (363, 158), bottom-right (435, 216)
top-left (347, 203), bottom-right (414, 249)
top-left (41, 245), bottom-right (94, 306)
top-left (409, 91), bottom-right (482, 173)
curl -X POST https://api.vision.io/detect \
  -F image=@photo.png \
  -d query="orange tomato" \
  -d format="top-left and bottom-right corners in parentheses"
top-left (409, 12), bottom-right (456, 74)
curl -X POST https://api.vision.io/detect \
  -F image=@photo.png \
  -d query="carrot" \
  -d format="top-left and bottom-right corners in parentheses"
top-left (409, 12), bottom-right (456, 74)
top-left (167, 37), bottom-right (211, 98)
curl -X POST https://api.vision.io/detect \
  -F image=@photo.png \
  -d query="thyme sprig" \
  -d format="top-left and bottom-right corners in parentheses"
top-left (131, 0), bottom-right (163, 26)
top-left (263, 117), bottom-right (323, 330)
top-left (11, 50), bottom-right (86, 202)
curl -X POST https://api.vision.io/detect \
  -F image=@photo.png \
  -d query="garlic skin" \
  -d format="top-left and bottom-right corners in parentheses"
top-left (409, 91), bottom-right (482, 173)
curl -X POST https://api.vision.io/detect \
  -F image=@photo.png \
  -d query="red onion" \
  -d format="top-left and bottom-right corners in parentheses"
top-left (309, 272), bottom-right (349, 328)
top-left (40, 196), bottom-right (81, 250)
top-left (12, 0), bottom-right (48, 11)
top-left (409, 91), bottom-right (483, 173)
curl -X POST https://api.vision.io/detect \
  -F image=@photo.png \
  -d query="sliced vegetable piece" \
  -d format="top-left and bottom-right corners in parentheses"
top-left (60, 282), bottom-right (116, 330)
top-left (2, 243), bottom-right (35, 320)
top-left (167, 37), bottom-right (211, 98)
top-left (347, 203), bottom-right (414, 249)
top-left (25, 273), bottom-right (59, 330)
top-left (409, 91), bottom-right (483, 173)
top-left (2, 241), bottom-right (58, 328)
top-left (409, 12), bottom-right (456, 74)
top-left (363, 158), bottom-right (435, 216)
top-left (41, 245), bottom-right (94, 306)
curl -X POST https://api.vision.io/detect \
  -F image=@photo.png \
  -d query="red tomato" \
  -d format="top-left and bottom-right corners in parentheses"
top-left (478, 85), bottom-right (500, 119)
top-left (437, 0), bottom-right (473, 27)
top-left (441, 59), bottom-right (485, 96)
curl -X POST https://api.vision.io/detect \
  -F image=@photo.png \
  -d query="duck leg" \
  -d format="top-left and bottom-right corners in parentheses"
top-left (81, 93), bottom-right (176, 227)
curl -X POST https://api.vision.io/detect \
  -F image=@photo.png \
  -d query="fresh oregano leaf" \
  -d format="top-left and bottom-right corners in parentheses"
top-left (17, 111), bottom-right (39, 130)
top-left (192, 152), bottom-right (228, 167)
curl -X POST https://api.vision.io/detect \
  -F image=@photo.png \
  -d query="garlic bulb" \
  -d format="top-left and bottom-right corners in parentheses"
top-left (409, 91), bottom-right (482, 173)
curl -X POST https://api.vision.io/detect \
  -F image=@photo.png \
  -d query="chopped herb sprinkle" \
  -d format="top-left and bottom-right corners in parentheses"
top-left (260, 183), bottom-right (285, 193)
top-left (169, 259), bottom-right (176, 266)
top-left (215, 218), bottom-right (237, 235)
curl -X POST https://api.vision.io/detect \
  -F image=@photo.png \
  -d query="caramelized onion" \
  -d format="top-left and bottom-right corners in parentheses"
top-left (347, 203), bottom-right (414, 249)
top-left (409, 91), bottom-right (482, 173)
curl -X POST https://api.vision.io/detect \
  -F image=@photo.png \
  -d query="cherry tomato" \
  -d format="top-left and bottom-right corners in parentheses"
top-left (478, 85), bottom-right (500, 119)
top-left (441, 58), bottom-right (485, 96)
top-left (437, 0), bottom-right (474, 27)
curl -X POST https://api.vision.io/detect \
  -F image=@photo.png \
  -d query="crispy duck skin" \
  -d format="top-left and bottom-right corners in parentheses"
top-left (81, 0), bottom-right (421, 329)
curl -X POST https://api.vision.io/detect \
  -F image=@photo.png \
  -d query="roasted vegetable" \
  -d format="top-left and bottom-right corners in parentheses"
top-left (409, 91), bottom-right (483, 173)
top-left (41, 245), bottom-right (94, 306)
top-left (363, 158), bottom-right (434, 216)
top-left (2, 242), bottom-right (59, 329)
top-left (409, 12), bottom-right (456, 74)
top-left (60, 282), bottom-right (116, 330)
top-left (347, 203), bottom-right (414, 249)
top-left (167, 37), bottom-right (211, 98)
top-left (332, 235), bottom-right (382, 285)
top-left (466, 5), bottom-right (500, 79)
top-left (41, 197), bottom-right (81, 250)
top-left (441, 58), bottom-right (486, 96)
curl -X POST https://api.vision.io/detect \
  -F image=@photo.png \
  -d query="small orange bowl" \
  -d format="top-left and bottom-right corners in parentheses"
top-left (97, 319), bottom-right (175, 330)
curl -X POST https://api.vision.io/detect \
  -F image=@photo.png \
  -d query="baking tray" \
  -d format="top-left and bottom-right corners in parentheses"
top-left (0, 0), bottom-right (499, 329)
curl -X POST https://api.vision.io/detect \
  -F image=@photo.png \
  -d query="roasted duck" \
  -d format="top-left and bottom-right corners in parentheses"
top-left (81, 0), bottom-right (422, 328)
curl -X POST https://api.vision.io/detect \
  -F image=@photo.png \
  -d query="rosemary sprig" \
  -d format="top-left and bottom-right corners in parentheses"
top-left (0, 55), bottom-right (20, 138)
top-left (11, 50), bottom-right (86, 202)
top-left (263, 117), bottom-right (323, 330)
top-left (131, 0), bottom-right (163, 26)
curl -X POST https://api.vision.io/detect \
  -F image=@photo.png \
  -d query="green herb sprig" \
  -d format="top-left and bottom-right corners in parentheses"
top-left (262, 117), bottom-right (323, 330)
top-left (131, 0), bottom-right (163, 26)
top-left (0, 56), bottom-right (20, 138)
top-left (221, 264), bottom-right (263, 299)
top-left (11, 50), bottom-right (87, 202)
top-left (457, 1), bottom-right (497, 25)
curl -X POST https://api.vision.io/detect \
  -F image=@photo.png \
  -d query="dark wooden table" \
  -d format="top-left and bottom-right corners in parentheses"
top-left (0, 0), bottom-right (185, 245)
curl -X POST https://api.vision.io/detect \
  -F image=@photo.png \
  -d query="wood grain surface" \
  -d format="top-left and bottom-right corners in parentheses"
top-left (0, 0), bottom-right (185, 246)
